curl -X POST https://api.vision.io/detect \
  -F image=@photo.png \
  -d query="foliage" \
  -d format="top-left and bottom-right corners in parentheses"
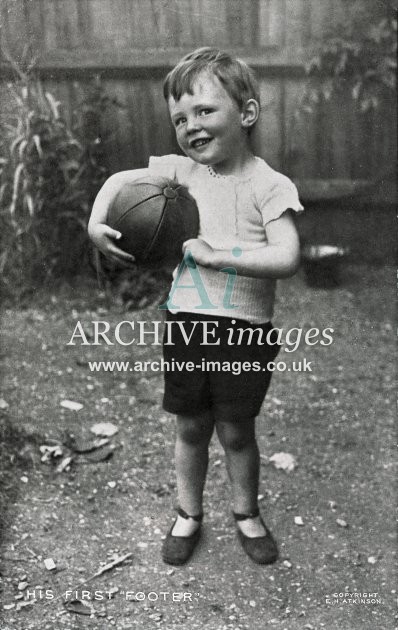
top-left (0, 51), bottom-right (120, 296)
top-left (300, 12), bottom-right (396, 114)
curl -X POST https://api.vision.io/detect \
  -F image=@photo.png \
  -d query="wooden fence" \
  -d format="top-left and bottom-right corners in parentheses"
top-left (0, 0), bottom-right (396, 184)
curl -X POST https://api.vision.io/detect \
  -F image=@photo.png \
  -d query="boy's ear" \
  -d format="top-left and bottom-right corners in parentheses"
top-left (241, 99), bottom-right (259, 129)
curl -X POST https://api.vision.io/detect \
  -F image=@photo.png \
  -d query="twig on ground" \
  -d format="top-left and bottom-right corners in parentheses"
top-left (44, 552), bottom-right (133, 606)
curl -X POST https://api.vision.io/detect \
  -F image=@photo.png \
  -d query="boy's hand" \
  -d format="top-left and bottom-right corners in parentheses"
top-left (88, 223), bottom-right (135, 266)
top-left (182, 238), bottom-right (216, 267)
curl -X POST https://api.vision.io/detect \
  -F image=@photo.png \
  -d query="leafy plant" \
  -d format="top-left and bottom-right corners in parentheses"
top-left (0, 50), bottom-right (119, 296)
top-left (301, 11), bottom-right (396, 113)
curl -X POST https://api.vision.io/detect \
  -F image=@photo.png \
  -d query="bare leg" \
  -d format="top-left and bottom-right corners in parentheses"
top-left (216, 418), bottom-right (266, 537)
top-left (172, 410), bottom-right (214, 536)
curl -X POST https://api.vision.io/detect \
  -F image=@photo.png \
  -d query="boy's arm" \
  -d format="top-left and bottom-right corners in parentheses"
top-left (88, 168), bottom-right (149, 263)
top-left (183, 210), bottom-right (300, 279)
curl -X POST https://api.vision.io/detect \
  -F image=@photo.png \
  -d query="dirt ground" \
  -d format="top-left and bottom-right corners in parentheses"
top-left (0, 264), bottom-right (395, 630)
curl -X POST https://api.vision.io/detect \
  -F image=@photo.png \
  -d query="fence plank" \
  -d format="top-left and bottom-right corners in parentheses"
top-left (253, 79), bottom-right (283, 169)
top-left (308, 0), bottom-right (326, 40)
top-left (198, 0), bottom-right (228, 48)
top-left (258, 0), bottom-right (286, 47)
top-left (2, 0), bottom-right (27, 57)
top-left (23, 0), bottom-right (45, 53)
top-left (328, 93), bottom-right (351, 178)
top-left (284, 78), bottom-right (318, 179)
top-left (41, 0), bottom-right (58, 50)
top-left (54, 0), bottom-right (80, 49)
top-left (75, 0), bottom-right (92, 48)
top-left (225, 0), bottom-right (244, 47)
top-left (285, 0), bottom-right (306, 47)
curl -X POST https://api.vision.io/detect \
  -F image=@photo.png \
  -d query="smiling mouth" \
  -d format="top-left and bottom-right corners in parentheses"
top-left (190, 138), bottom-right (212, 149)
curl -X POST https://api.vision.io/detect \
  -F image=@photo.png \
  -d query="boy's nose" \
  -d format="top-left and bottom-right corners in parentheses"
top-left (186, 116), bottom-right (202, 134)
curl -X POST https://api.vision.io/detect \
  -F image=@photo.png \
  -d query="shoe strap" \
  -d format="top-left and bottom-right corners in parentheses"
top-left (233, 507), bottom-right (260, 521)
top-left (177, 507), bottom-right (203, 522)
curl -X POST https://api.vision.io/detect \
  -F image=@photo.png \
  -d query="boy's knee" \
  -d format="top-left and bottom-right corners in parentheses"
top-left (178, 425), bottom-right (205, 445)
top-left (177, 412), bottom-right (214, 445)
top-left (224, 434), bottom-right (254, 452)
top-left (216, 422), bottom-right (255, 452)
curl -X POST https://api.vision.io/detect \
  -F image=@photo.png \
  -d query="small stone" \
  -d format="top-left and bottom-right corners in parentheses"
top-left (336, 518), bottom-right (348, 528)
top-left (367, 556), bottom-right (377, 564)
top-left (90, 422), bottom-right (118, 437)
top-left (60, 400), bottom-right (83, 411)
top-left (43, 558), bottom-right (56, 571)
top-left (17, 582), bottom-right (28, 591)
top-left (294, 516), bottom-right (304, 526)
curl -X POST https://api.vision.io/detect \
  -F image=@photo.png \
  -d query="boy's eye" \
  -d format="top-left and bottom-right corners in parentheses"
top-left (199, 108), bottom-right (212, 116)
top-left (174, 117), bottom-right (186, 127)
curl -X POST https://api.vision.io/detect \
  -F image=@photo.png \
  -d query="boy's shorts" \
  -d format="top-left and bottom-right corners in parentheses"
top-left (162, 311), bottom-right (281, 423)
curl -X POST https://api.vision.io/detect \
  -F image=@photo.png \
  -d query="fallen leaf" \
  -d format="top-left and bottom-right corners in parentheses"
top-left (67, 435), bottom-right (109, 453)
top-left (60, 400), bottom-right (83, 411)
top-left (64, 599), bottom-right (94, 616)
top-left (336, 518), bottom-right (349, 528)
top-left (90, 422), bottom-right (119, 437)
top-left (0, 399), bottom-right (9, 410)
top-left (16, 600), bottom-right (35, 611)
top-left (367, 556), bottom-right (377, 564)
top-left (80, 443), bottom-right (116, 463)
top-left (269, 452), bottom-right (297, 472)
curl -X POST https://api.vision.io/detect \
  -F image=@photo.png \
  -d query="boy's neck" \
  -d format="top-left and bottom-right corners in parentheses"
top-left (211, 149), bottom-right (256, 178)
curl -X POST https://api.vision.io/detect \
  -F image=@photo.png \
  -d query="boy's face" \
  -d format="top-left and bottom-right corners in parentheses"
top-left (168, 72), bottom-right (249, 173)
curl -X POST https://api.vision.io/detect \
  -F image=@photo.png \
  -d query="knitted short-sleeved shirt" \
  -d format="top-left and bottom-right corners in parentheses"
top-left (149, 154), bottom-right (303, 323)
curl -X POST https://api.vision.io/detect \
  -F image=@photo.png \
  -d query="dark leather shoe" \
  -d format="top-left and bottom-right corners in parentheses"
top-left (162, 507), bottom-right (203, 566)
top-left (233, 508), bottom-right (278, 565)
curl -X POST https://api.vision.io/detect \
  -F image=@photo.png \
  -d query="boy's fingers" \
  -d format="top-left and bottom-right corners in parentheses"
top-left (110, 256), bottom-right (136, 268)
top-left (108, 244), bottom-right (135, 263)
top-left (103, 225), bottom-right (122, 240)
